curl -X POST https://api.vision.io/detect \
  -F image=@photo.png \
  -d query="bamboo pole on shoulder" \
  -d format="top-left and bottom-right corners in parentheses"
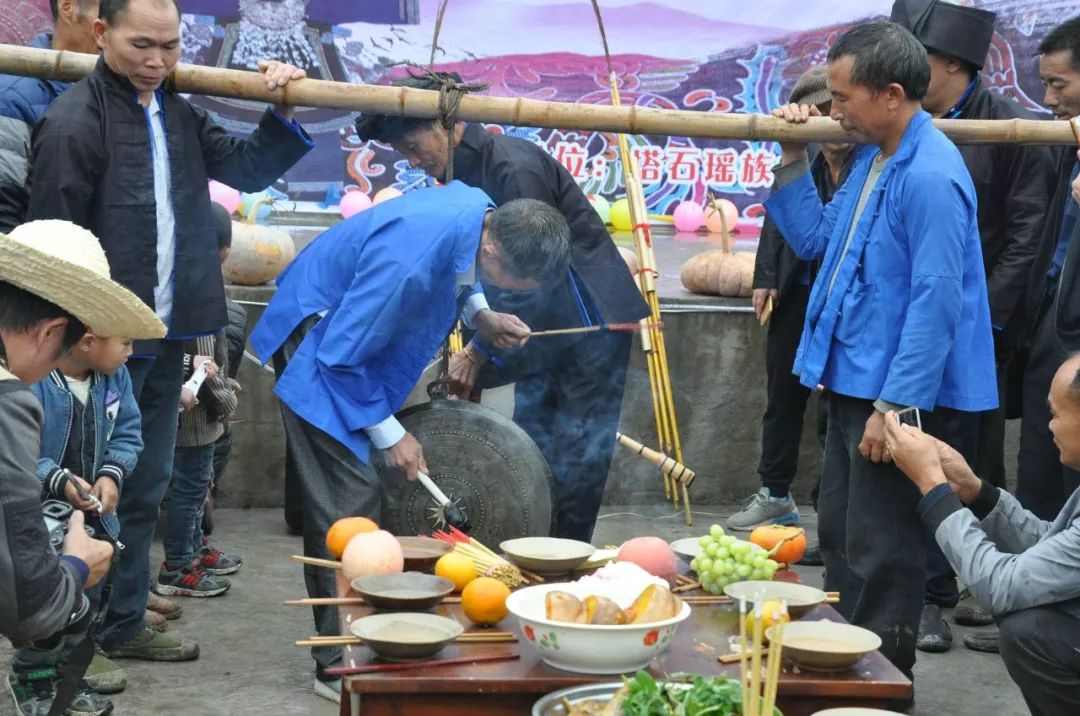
top-left (2, 44), bottom-right (1079, 145)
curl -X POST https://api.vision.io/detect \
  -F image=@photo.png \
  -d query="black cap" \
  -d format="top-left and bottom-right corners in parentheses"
top-left (890, 0), bottom-right (997, 69)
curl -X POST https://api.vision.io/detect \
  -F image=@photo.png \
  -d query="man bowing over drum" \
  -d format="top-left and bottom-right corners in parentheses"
top-left (250, 183), bottom-right (570, 696)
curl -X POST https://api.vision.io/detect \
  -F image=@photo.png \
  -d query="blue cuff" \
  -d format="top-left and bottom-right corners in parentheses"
top-left (917, 482), bottom-right (954, 519)
top-left (269, 107), bottom-right (315, 148)
top-left (469, 340), bottom-right (505, 368)
top-left (59, 555), bottom-right (90, 587)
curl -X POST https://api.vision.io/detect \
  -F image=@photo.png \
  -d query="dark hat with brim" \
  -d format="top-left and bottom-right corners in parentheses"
top-left (890, 0), bottom-right (996, 69)
top-left (354, 72), bottom-right (464, 143)
top-left (790, 66), bottom-right (831, 108)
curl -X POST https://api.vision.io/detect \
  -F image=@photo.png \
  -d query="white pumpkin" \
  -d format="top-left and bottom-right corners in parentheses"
top-left (222, 221), bottom-right (297, 286)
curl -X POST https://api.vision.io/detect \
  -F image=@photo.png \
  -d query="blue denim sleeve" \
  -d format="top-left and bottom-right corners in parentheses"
top-left (99, 367), bottom-right (144, 486)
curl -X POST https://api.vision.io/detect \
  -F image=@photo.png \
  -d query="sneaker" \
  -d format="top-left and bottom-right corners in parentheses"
top-left (796, 544), bottom-right (823, 566)
top-left (153, 562), bottom-right (230, 597)
top-left (105, 625), bottom-right (199, 662)
top-left (962, 628), bottom-right (1000, 653)
top-left (83, 650), bottom-right (126, 695)
top-left (7, 670), bottom-right (55, 716)
top-left (146, 592), bottom-right (184, 620)
top-left (916, 604), bottom-right (953, 653)
top-left (66, 681), bottom-right (113, 716)
top-left (726, 488), bottom-right (800, 531)
top-left (145, 609), bottom-right (167, 631)
top-left (198, 541), bottom-right (242, 576)
top-left (313, 677), bottom-right (341, 704)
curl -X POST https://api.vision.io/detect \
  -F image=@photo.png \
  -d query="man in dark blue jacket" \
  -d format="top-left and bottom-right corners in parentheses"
top-left (29, 0), bottom-right (313, 663)
top-left (768, 22), bottom-right (997, 681)
top-left (356, 80), bottom-right (650, 542)
top-left (0, 0), bottom-right (99, 233)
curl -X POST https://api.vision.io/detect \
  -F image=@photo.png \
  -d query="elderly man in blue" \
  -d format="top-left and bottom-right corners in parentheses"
top-left (766, 22), bottom-right (997, 684)
top-left (249, 181), bottom-right (571, 701)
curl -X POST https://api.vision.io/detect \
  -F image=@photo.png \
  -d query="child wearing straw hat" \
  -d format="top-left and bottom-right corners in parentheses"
top-left (0, 219), bottom-right (164, 714)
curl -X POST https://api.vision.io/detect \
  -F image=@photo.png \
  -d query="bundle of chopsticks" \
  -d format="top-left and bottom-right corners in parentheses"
top-left (429, 526), bottom-right (544, 586)
top-left (682, 590), bottom-right (840, 605)
top-left (295, 631), bottom-right (517, 648)
top-left (740, 598), bottom-right (786, 716)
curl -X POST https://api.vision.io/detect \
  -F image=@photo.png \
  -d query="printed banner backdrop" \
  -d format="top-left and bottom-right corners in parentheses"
top-left (2, 0), bottom-right (1076, 219)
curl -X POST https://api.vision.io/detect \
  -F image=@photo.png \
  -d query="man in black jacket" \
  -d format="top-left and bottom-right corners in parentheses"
top-left (29, 0), bottom-right (313, 662)
top-left (1026, 17), bottom-right (1080, 527)
top-left (729, 66), bottom-right (854, 537)
top-left (892, 0), bottom-right (1056, 654)
top-left (356, 77), bottom-right (650, 541)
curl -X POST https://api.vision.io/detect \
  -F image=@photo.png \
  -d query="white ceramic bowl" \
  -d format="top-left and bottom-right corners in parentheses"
top-left (669, 537), bottom-right (703, 563)
top-left (500, 537), bottom-right (596, 575)
top-left (766, 620), bottom-right (882, 672)
top-left (505, 583), bottom-right (691, 675)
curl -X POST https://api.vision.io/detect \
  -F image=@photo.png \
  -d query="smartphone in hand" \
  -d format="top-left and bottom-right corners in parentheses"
top-left (895, 406), bottom-right (922, 431)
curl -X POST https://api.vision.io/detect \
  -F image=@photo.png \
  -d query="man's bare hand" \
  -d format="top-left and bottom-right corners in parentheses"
top-left (385, 432), bottom-right (428, 481)
top-left (92, 478), bottom-right (119, 514)
top-left (770, 103), bottom-right (821, 163)
top-left (62, 511), bottom-right (114, 589)
top-left (180, 387), bottom-right (197, 412)
top-left (448, 346), bottom-right (486, 398)
top-left (858, 410), bottom-right (890, 464)
top-left (474, 310), bottom-right (531, 351)
top-left (258, 60), bottom-right (307, 120)
top-left (753, 288), bottom-right (778, 323)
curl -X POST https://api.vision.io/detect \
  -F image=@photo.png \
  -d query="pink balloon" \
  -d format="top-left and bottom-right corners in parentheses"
top-left (340, 191), bottom-right (373, 219)
top-left (208, 181), bottom-right (240, 215)
top-left (705, 199), bottom-right (739, 234)
top-left (373, 187), bottom-right (404, 204)
top-left (672, 201), bottom-right (704, 233)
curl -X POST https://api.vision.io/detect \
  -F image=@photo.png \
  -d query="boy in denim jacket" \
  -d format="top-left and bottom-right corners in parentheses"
top-left (9, 333), bottom-right (140, 716)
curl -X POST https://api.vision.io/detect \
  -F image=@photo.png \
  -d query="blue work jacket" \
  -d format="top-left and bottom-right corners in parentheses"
top-left (765, 110), bottom-right (997, 412)
top-left (250, 182), bottom-right (494, 463)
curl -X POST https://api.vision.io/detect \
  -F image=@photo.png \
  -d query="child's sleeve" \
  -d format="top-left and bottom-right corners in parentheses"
top-left (27, 382), bottom-right (64, 498)
top-left (97, 367), bottom-right (143, 488)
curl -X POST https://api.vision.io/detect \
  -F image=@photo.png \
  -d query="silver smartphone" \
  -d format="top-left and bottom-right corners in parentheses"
top-left (895, 406), bottom-right (922, 431)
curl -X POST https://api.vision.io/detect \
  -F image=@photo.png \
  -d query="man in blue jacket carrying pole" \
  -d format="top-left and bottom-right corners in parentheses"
top-left (765, 21), bottom-right (998, 685)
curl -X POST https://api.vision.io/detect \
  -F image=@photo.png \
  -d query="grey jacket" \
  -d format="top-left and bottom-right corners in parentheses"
top-left (0, 366), bottom-right (87, 645)
top-left (924, 482), bottom-right (1080, 617)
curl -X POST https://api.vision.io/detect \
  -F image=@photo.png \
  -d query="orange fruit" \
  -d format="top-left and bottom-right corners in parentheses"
top-left (744, 599), bottom-right (791, 635)
top-left (461, 577), bottom-right (511, 626)
top-left (435, 552), bottom-right (477, 592)
top-left (325, 516), bottom-right (379, 559)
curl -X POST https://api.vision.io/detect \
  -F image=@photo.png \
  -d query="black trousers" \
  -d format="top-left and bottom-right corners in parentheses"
top-left (999, 605), bottom-right (1080, 716)
top-left (974, 361), bottom-right (1009, 490)
top-left (759, 282), bottom-right (818, 499)
top-left (1019, 307), bottom-right (1080, 520)
top-left (819, 393), bottom-right (976, 677)
top-left (273, 318), bottom-right (382, 679)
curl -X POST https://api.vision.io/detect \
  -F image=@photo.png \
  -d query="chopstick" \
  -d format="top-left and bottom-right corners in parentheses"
top-left (683, 592), bottom-right (839, 605)
top-left (284, 596), bottom-right (462, 607)
top-left (719, 647), bottom-right (769, 665)
top-left (295, 632), bottom-right (517, 647)
top-left (292, 554), bottom-right (342, 569)
top-left (323, 652), bottom-right (520, 676)
top-left (672, 581), bottom-right (700, 594)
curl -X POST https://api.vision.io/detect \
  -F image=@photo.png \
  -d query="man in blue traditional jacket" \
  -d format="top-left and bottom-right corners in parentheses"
top-left (249, 182), bottom-right (570, 702)
top-left (766, 22), bottom-right (997, 684)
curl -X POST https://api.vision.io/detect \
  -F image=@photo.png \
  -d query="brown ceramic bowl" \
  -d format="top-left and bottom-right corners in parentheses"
top-left (349, 612), bottom-right (463, 661)
top-left (351, 572), bottom-right (455, 611)
top-left (396, 536), bottom-right (452, 572)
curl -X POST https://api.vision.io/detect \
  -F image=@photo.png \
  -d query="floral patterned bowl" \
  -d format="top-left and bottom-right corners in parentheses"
top-left (505, 583), bottom-right (691, 675)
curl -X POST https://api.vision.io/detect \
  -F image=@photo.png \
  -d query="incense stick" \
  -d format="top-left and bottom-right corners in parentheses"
top-left (739, 597), bottom-right (750, 712)
top-left (749, 604), bottom-right (764, 716)
top-left (761, 601), bottom-right (787, 716)
top-left (528, 321), bottom-right (663, 338)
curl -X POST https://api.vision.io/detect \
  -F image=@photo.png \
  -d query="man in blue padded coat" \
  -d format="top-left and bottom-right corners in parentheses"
top-left (249, 181), bottom-right (571, 700)
top-left (766, 22), bottom-right (997, 686)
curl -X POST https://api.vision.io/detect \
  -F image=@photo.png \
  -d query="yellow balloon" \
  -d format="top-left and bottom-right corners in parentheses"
top-left (610, 198), bottom-right (632, 232)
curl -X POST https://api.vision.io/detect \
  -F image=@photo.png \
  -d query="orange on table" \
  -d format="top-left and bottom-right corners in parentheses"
top-left (325, 516), bottom-right (379, 559)
top-left (744, 599), bottom-right (791, 635)
top-left (435, 552), bottom-right (478, 592)
top-left (461, 577), bottom-right (511, 626)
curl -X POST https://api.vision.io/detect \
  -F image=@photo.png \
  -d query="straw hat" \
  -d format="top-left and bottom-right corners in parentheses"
top-left (0, 220), bottom-right (166, 340)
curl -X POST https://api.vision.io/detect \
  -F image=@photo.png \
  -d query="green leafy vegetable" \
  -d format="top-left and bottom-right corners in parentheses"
top-left (618, 671), bottom-right (781, 716)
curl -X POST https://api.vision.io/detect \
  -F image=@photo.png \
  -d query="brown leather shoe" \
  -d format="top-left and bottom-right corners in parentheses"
top-left (145, 608), bottom-right (168, 631)
top-left (146, 591), bottom-right (184, 620)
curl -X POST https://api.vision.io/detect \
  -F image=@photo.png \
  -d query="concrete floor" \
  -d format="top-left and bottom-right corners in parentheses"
top-left (1, 506), bottom-right (1028, 716)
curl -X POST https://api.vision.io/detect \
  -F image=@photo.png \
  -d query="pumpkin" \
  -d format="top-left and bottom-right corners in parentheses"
top-left (617, 246), bottom-right (640, 275)
top-left (223, 221), bottom-right (296, 285)
top-left (340, 529), bottom-right (404, 583)
top-left (749, 525), bottom-right (807, 565)
top-left (545, 591), bottom-right (586, 623)
top-left (626, 584), bottom-right (683, 624)
top-left (679, 250), bottom-right (755, 297)
top-left (617, 536), bottom-right (679, 584)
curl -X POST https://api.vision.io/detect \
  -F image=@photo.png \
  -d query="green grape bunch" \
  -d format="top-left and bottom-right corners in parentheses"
top-left (689, 524), bottom-right (780, 595)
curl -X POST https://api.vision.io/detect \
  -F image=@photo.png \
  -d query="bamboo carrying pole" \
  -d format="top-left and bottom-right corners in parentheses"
top-left (1, 44), bottom-right (1077, 145)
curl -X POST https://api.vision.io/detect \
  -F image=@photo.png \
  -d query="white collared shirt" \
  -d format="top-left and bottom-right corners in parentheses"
top-left (146, 94), bottom-right (176, 329)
